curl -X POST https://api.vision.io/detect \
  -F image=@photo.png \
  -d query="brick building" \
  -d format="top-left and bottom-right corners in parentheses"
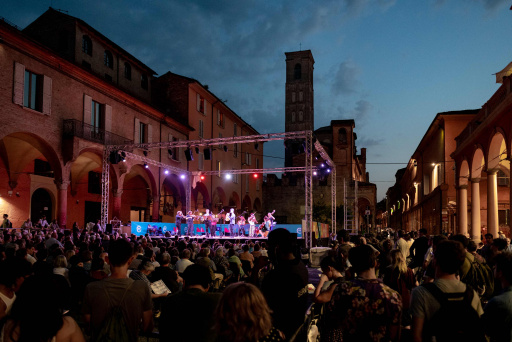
top-left (0, 9), bottom-right (261, 228)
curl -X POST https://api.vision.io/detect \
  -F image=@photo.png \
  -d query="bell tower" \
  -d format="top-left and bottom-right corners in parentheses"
top-left (285, 50), bottom-right (314, 167)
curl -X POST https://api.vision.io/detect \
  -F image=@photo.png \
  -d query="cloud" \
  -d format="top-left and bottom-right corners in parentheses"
top-left (331, 61), bottom-right (361, 95)
top-left (353, 100), bottom-right (372, 123)
top-left (357, 137), bottom-right (385, 147)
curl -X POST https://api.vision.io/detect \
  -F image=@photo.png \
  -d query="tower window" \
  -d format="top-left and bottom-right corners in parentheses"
top-left (104, 50), bottom-right (113, 69)
top-left (338, 128), bottom-right (347, 144)
top-left (298, 111), bottom-right (304, 122)
top-left (141, 74), bottom-right (148, 90)
top-left (291, 112), bottom-right (296, 122)
top-left (124, 63), bottom-right (131, 80)
top-left (82, 35), bottom-right (92, 56)
top-left (294, 63), bottom-right (301, 80)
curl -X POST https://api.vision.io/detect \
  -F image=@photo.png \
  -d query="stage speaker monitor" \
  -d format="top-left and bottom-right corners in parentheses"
top-left (204, 147), bottom-right (212, 160)
top-left (106, 223), bottom-right (113, 234)
top-left (184, 148), bottom-right (194, 161)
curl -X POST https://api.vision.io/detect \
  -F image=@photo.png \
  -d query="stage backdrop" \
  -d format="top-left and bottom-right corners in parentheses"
top-left (130, 221), bottom-right (303, 238)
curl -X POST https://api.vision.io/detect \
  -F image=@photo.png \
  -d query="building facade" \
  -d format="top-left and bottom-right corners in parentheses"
top-left (0, 9), bottom-right (261, 228)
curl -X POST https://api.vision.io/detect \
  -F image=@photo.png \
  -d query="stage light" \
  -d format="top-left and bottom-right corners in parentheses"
top-left (164, 169), bottom-right (169, 175)
top-left (253, 174), bottom-right (258, 179)
top-left (321, 163), bottom-right (325, 168)
top-left (184, 148), bottom-right (193, 161)
top-left (326, 168), bottom-right (331, 173)
top-left (313, 171), bottom-right (318, 176)
top-left (225, 174), bottom-right (232, 180)
top-left (195, 147), bottom-right (200, 154)
top-left (180, 174), bottom-right (186, 180)
top-left (200, 175), bottom-right (205, 181)
top-left (144, 163), bottom-right (149, 169)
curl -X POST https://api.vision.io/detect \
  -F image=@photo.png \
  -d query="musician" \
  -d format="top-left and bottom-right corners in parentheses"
top-left (248, 213), bottom-right (257, 237)
top-left (267, 211), bottom-right (276, 230)
top-left (175, 211), bottom-right (183, 236)
top-left (263, 215), bottom-right (271, 232)
top-left (226, 208), bottom-right (236, 236)
top-left (186, 211), bottom-right (195, 236)
top-left (237, 216), bottom-right (246, 237)
top-left (203, 209), bottom-right (213, 237)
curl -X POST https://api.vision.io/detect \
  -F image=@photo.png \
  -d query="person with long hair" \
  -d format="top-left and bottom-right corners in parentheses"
top-left (1, 275), bottom-right (84, 342)
top-left (216, 283), bottom-right (284, 342)
top-left (383, 249), bottom-right (417, 327)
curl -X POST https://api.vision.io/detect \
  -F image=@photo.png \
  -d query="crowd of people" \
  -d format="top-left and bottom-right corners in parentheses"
top-left (0, 216), bottom-right (510, 341)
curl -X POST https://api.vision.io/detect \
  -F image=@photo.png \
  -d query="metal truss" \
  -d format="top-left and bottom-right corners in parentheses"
top-left (100, 130), bottom-right (337, 247)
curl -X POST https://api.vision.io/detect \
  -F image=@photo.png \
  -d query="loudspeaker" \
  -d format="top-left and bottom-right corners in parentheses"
top-left (106, 223), bottom-right (113, 234)
top-left (184, 148), bottom-right (193, 161)
top-left (204, 148), bottom-right (211, 160)
top-left (109, 151), bottom-right (121, 164)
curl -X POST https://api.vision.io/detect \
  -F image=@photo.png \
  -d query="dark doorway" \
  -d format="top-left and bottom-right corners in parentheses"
top-left (31, 188), bottom-right (53, 223)
top-left (84, 201), bottom-right (101, 227)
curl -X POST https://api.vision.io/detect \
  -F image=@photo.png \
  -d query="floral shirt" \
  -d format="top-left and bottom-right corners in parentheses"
top-left (324, 277), bottom-right (402, 342)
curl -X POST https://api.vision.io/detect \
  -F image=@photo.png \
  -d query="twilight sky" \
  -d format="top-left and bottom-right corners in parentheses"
top-left (2, 0), bottom-right (512, 200)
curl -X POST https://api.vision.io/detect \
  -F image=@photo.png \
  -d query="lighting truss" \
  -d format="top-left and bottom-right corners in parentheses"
top-left (100, 130), bottom-right (336, 249)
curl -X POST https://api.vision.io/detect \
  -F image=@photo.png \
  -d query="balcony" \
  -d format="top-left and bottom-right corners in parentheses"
top-left (63, 119), bottom-right (133, 146)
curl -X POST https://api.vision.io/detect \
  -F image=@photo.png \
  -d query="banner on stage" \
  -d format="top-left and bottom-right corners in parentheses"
top-left (131, 221), bottom-right (303, 238)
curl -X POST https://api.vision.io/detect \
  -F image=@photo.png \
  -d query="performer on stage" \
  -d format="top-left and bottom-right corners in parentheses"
top-left (203, 209), bottom-right (213, 237)
top-left (226, 208), bottom-right (236, 236)
top-left (263, 215), bottom-right (271, 232)
top-left (248, 213), bottom-right (257, 237)
top-left (267, 210), bottom-right (276, 230)
top-left (175, 211), bottom-right (183, 236)
top-left (237, 216), bottom-right (246, 237)
top-left (186, 211), bottom-right (195, 236)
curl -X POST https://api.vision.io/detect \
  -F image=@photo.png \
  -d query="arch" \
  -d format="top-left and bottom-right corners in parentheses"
top-left (229, 191), bottom-right (241, 209)
top-left (242, 195), bottom-right (252, 211)
top-left (192, 181), bottom-right (210, 210)
top-left (471, 147), bottom-right (486, 179)
top-left (253, 198), bottom-right (262, 213)
top-left (126, 164), bottom-right (158, 197)
top-left (488, 131), bottom-right (507, 171)
top-left (294, 63), bottom-right (302, 80)
top-left (212, 187), bottom-right (227, 210)
top-left (31, 188), bottom-right (54, 223)
top-left (459, 159), bottom-right (470, 187)
top-left (0, 132), bottom-right (63, 184)
top-left (82, 35), bottom-right (92, 56)
top-left (162, 174), bottom-right (186, 213)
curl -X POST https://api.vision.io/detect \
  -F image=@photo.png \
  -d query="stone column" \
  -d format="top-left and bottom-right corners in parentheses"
top-left (471, 179), bottom-right (481, 242)
top-left (152, 195), bottom-right (160, 222)
top-left (487, 170), bottom-right (499, 239)
top-left (458, 185), bottom-right (468, 236)
top-left (112, 190), bottom-right (123, 220)
top-left (54, 180), bottom-right (70, 228)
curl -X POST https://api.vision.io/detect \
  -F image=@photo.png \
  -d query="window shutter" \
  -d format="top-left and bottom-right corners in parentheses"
top-left (217, 109), bottom-right (220, 125)
top-left (204, 99), bottom-right (208, 116)
top-left (104, 104), bottom-right (112, 132)
top-left (42, 75), bottom-right (52, 115)
top-left (134, 118), bottom-right (140, 143)
top-left (196, 94), bottom-right (201, 111)
top-left (83, 94), bottom-right (92, 125)
top-left (147, 124), bottom-right (153, 143)
top-left (13, 62), bottom-right (25, 106)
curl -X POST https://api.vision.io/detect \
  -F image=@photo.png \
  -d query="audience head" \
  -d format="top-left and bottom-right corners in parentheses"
top-left (267, 228), bottom-right (294, 262)
top-left (433, 240), bottom-right (465, 275)
top-left (107, 239), bottom-right (134, 267)
top-left (183, 264), bottom-right (211, 290)
top-left (348, 245), bottom-right (377, 275)
top-left (494, 251), bottom-right (512, 286)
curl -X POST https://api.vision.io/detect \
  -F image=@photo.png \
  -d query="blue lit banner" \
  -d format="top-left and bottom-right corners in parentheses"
top-left (131, 222), bottom-right (303, 238)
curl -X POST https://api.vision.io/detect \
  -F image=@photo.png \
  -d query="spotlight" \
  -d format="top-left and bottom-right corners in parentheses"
top-left (313, 171), bottom-right (318, 176)
top-left (143, 150), bottom-right (148, 157)
top-left (200, 175), bottom-right (205, 181)
top-left (225, 174), bottom-right (232, 180)
top-left (253, 174), bottom-right (258, 179)
top-left (144, 163), bottom-right (149, 169)
top-left (180, 174), bottom-right (186, 180)
top-left (321, 163), bottom-right (325, 168)
top-left (326, 168), bottom-right (331, 173)
top-left (164, 169), bottom-right (169, 175)
top-left (223, 145), bottom-right (228, 152)
top-left (315, 154), bottom-right (321, 160)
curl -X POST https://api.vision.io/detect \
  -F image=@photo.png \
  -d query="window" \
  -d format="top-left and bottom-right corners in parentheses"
top-left (24, 70), bottom-right (41, 111)
top-left (234, 144), bottom-right (238, 158)
top-left (294, 63), bottom-right (301, 80)
top-left (299, 91), bottom-right (304, 102)
top-left (499, 209), bottom-right (509, 226)
top-left (498, 170), bottom-right (509, 187)
top-left (124, 63), bottom-right (131, 80)
top-left (245, 152), bottom-right (252, 166)
top-left (219, 133), bottom-right (223, 138)
top-left (234, 123), bottom-right (237, 136)
top-left (82, 35), bottom-right (92, 56)
top-left (140, 122), bottom-right (147, 144)
top-left (141, 74), bottom-right (148, 90)
top-left (298, 111), bottom-right (304, 122)
top-left (291, 112), bottom-right (296, 122)
top-left (199, 119), bottom-right (204, 139)
top-left (104, 50), bottom-right (113, 69)
top-left (197, 94), bottom-right (205, 114)
top-left (91, 100), bottom-right (102, 133)
top-left (292, 92), bottom-right (296, 103)
top-left (88, 171), bottom-right (101, 194)
top-left (216, 161), bottom-right (221, 177)
top-left (245, 175), bottom-right (249, 193)
top-left (217, 109), bottom-right (225, 127)
top-left (338, 128), bottom-right (347, 144)
top-left (232, 170), bottom-right (239, 184)
top-left (256, 179), bottom-right (260, 191)
top-left (256, 158), bottom-right (260, 169)
top-left (198, 153), bottom-right (204, 170)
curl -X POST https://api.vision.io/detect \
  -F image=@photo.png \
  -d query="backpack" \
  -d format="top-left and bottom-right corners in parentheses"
top-left (462, 255), bottom-right (494, 300)
top-left (422, 282), bottom-right (485, 342)
top-left (95, 282), bottom-right (133, 342)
